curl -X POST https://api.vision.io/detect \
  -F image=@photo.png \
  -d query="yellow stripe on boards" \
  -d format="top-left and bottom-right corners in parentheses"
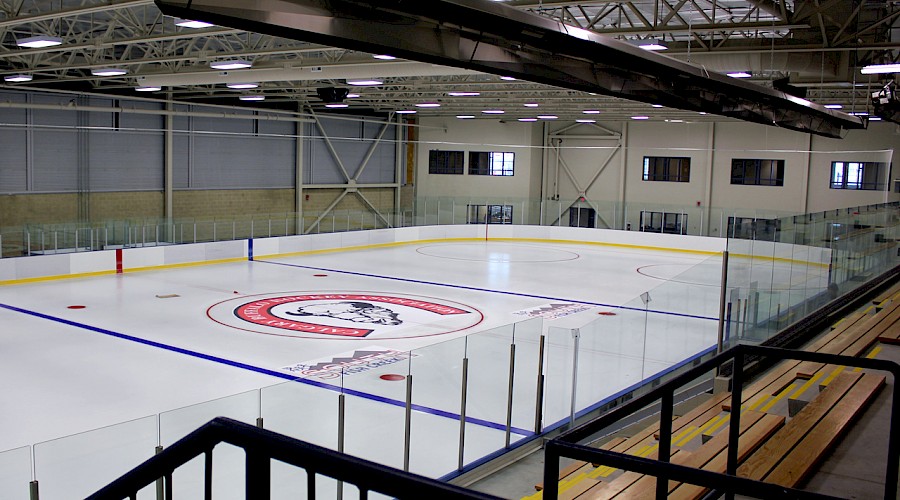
top-left (0, 269), bottom-right (117, 286)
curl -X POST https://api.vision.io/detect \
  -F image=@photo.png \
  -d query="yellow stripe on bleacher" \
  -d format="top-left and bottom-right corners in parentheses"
top-left (675, 416), bottom-right (723, 447)
top-left (787, 372), bottom-right (825, 401)
top-left (854, 345), bottom-right (883, 372)
top-left (821, 366), bottom-right (846, 387)
top-left (862, 305), bottom-right (875, 315)
top-left (759, 383), bottom-right (797, 413)
top-left (746, 394), bottom-right (771, 412)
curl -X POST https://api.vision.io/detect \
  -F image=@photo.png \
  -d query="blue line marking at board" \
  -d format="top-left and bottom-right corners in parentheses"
top-left (0, 301), bottom-right (531, 437)
top-left (255, 259), bottom-right (719, 321)
top-left (248, 238), bottom-right (254, 261)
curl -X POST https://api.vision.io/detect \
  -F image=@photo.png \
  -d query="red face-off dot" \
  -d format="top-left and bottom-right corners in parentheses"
top-left (313, 274), bottom-right (328, 277)
top-left (380, 374), bottom-right (406, 381)
top-left (598, 311), bottom-right (617, 316)
top-left (67, 305), bottom-right (86, 309)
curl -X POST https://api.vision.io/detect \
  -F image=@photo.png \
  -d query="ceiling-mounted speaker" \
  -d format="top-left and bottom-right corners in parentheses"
top-left (316, 87), bottom-right (350, 103)
top-left (773, 77), bottom-right (807, 99)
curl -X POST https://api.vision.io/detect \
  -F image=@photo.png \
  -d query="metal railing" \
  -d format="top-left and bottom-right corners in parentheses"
top-left (543, 344), bottom-right (900, 500)
top-left (87, 417), bottom-right (504, 500)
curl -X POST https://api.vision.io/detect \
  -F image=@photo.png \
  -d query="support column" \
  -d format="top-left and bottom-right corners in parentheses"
top-left (703, 123), bottom-right (716, 237)
top-left (395, 113), bottom-right (403, 227)
top-left (801, 133), bottom-right (813, 214)
top-left (165, 98), bottom-right (174, 239)
top-left (295, 117), bottom-right (305, 234)
top-left (617, 122), bottom-right (629, 230)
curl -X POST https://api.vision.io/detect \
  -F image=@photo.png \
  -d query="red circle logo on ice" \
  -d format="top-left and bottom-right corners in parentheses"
top-left (207, 292), bottom-right (483, 339)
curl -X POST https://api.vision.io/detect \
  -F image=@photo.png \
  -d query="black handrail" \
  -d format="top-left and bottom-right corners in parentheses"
top-left (88, 417), bottom-right (504, 500)
top-left (543, 344), bottom-right (900, 500)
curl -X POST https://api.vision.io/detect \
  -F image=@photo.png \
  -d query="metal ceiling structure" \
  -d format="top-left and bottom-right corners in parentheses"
top-left (0, 0), bottom-right (897, 133)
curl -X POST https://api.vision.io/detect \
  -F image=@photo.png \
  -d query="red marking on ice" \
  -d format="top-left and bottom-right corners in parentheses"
top-left (380, 374), bottom-right (406, 381)
top-left (68, 305), bottom-right (86, 309)
top-left (313, 274), bottom-right (328, 277)
top-left (597, 311), bottom-right (617, 316)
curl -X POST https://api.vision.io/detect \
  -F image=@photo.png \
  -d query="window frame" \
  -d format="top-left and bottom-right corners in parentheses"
top-left (830, 161), bottom-right (888, 190)
top-left (642, 156), bottom-right (691, 182)
top-left (428, 150), bottom-right (465, 175)
top-left (730, 158), bottom-right (785, 186)
top-left (469, 151), bottom-right (515, 176)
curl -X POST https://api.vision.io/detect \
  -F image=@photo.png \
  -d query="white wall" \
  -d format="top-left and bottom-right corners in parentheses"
top-left (415, 118), bottom-right (541, 199)
top-left (414, 117), bottom-right (900, 229)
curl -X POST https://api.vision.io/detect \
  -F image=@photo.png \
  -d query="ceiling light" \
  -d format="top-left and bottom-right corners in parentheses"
top-left (482, 109), bottom-right (505, 114)
top-left (630, 38), bottom-right (668, 51)
top-left (346, 93), bottom-right (360, 98)
top-left (869, 116), bottom-right (883, 121)
top-left (325, 103), bottom-right (349, 108)
top-left (850, 112), bottom-right (869, 116)
top-left (861, 64), bottom-right (900, 74)
top-left (824, 104), bottom-right (843, 109)
top-left (524, 103), bottom-right (539, 108)
top-left (500, 76), bottom-right (517, 81)
top-left (396, 110), bottom-right (417, 114)
top-left (652, 104), bottom-right (663, 108)
top-left (416, 102), bottom-right (441, 108)
top-left (239, 95), bottom-right (265, 101)
top-left (727, 71), bottom-right (752, 78)
top-left (583, 110), bottom-right (601, 114)
top-left (456, 115), bottom-right (475, 119)
top-left (91, 68), bottom-right (128, 77)
top-left (346, 79), bottom-right (383, 86)
top-left (537, 115), bottom-right (558, 120)
top-left (174, 18), bottom-right (215, 28)
top-left (373, 54), bottom-right (396, 60)
top-left (16, 35), bottom-right (63, 48)
top-left (576, 119), bottom-right (596, 123)
top-left (135, 85), bottom-right (161, 92)
top-left (210, 59), bottom-right (252, 70)
top-left (631, 115), bottom-right (650, 120)
top-left (518, 118), bottom-right (538, 122)
top-left (4, 74), bottom-right (32, 83)
top-left (699, 112), bottom-right (708, 115)
top-left (665, 119), bottom-right (685, 123)
top-left (448, 92), bottom-right (480, 96)
top-left (226, 82), bottom-right (259, 89)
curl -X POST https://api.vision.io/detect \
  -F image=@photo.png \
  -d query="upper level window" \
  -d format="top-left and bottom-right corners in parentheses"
top-left (731, 159), bottom-right (785, 186)
top-left (470, 152), bottom-right (515, 176)
top-left (831, 161), bottom-right (887, 190)
top-left (428, 150), bottom-right (464, 174)
top-left (642, 156), bottom-right (690, 182)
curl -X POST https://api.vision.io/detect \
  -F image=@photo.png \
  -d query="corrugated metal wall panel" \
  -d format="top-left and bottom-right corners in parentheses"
top-left (0, 128), bottom-right (27, 192)
top-left (89, 131), bottom-right (164, 191)
top-left (32, 131), bottom-right (77, 192)
top-left (191, 135), bottom-right (294, 189)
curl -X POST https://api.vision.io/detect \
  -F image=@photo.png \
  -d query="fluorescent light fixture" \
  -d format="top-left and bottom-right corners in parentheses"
top-left (346, 93), bottom-right (360, 98)
top-left (135, 85), bottom-right (161, 92)
top-left (325, 103), bottom-right (349, 108)
top-left (665, 119), bottom-right (685, 123)
top-left (396, 110), bottom-right (417, 114)
top-left (500, 76), bottom-right (517, 81)
top-left (576, 119), bottom-right (596, 123)
top-left (346, 79), bottom-right (383, 86)
top-left (239, 95), bottom-right (265, 101)
top-left (630, 38), bottom-right (668, 51)
top-left (869, 116), bottom-right (883, 121)
top-left (699, 112), bottom-right (708, 115)
top-left (456, 115), bottom-right (475, 119)
top-left (448, 92), bottom-right (480, 96)
top-left (373, 54), bottom-right (396, 60)
top-left (415, 102), bottom-right (441, 108)
top-left (518, 118), bottom-right (538, 122)
top-left (583, 110), bottom-right (601, 114)
top-left (4, 74), bottom-right (32, 83)
top-left (226, 82), bottom-right (259, 89)
top-left (524, 103), bottom-right (539, 108)
top-left (16, 35), bottom-right (62, 48)
top-left (652, 104), bottom-right (663, 108)
top-left (537, 115), bottom-right (558, 120)
top-left (210, 59), bottom-right (252, 70)
top-left (727, 71), bottom-right (752, 78)
top-left (850, 111), bottom-right (869, 116)
top-left (482, 109), bottom-right (505, 114)
top-left (631, 115), bottom-right (650, 120)
top-left (175, 18), bottom-right (214, 28)
top-left (861, 63), bottom-right (900, 74)
top-left (91, 68), bottom-right (128, 77)
top-left (824, 104), bottom-right (843, 109)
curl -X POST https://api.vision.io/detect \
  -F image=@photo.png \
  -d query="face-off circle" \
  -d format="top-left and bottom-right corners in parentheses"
top-left (208, 291), bottom-right (484, 340)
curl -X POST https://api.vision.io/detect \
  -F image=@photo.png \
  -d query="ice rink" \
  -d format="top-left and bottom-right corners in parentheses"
top-left (0, 238), bottom-right (746, 498)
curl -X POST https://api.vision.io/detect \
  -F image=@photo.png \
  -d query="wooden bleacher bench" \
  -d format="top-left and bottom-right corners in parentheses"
top-left (872, 279), bottom-right (900, 307)
top-left (738, 371), bottom-right (885, 488)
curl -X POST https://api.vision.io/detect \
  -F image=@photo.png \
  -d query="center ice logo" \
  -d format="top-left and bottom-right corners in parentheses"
top-left (286, 301), bottom-right (402, 326)
top-left (222, 293), bottom-right (478, 338)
